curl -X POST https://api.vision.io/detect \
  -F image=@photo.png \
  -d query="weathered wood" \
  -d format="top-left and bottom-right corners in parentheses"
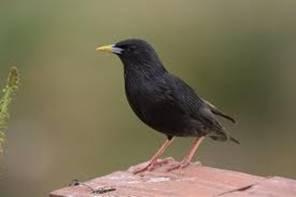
top-left (50, 158), bottom-right (296, 197)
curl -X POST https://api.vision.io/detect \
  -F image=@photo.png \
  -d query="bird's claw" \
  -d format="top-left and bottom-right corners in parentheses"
top-left (133, 163), bottom-right (153, 174)
top-left (166, 160), bottom-right (190, 172)
top-left (133, 158), bottom-right (171, 174)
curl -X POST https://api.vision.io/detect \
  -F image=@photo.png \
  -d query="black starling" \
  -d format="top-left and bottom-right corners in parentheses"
top-left (96, 39), bottom-right (239, 173)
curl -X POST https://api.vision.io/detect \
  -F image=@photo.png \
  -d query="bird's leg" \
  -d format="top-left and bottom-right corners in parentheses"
top-left (133, 137), bottom-right (175, 174)
top-left (167, 136), bottom-right (205, 172)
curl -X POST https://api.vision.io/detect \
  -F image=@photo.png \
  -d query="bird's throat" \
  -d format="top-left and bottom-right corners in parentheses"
top-left (123, 62), bottom-right (167, 83)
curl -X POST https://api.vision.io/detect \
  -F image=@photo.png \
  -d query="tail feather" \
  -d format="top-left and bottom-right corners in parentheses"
top-left (202, 98), bottom-right (236, 123)
top-left (201, 98), bottom-right (239, 144)
top-left (230, 136), bottom-right (240, 144)
top-left (210, 131), bottom-right (240, 144)
top-left (212, 110), bottom-right (236, 124)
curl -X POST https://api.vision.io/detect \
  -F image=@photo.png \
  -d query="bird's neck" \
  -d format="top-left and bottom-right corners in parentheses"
top-left (123, 62), bottom-right (167, 82)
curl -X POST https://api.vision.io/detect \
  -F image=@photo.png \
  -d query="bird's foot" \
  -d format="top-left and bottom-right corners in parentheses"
top-left (133, 158), bottom-right (171, 174)
top-left (166, 160), bottom-right (191, 172)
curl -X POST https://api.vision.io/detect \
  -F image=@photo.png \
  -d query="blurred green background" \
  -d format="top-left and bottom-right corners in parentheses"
top-left (0, 0), bottom-right (296, 196)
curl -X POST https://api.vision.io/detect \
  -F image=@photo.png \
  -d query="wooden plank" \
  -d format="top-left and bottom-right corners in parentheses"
top-left (50, 158), bottom-right (296, 197)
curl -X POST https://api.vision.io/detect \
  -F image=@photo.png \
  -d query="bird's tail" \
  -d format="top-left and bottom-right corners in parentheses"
top-left (210, 131), bottom-right (240, 144)
top-left (202, 98), bottom-right (236, 124)
top-left (229, 136), bottom-right (240, 144)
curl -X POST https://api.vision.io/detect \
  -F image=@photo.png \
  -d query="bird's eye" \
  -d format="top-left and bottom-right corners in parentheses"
top-left (129, 45), bottom-right (137, 51)
top-left (116, 44), bottom-right (138, 53)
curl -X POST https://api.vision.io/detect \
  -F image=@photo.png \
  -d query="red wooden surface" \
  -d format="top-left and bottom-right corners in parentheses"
top-left (50, 158), bottom-right (296, 197)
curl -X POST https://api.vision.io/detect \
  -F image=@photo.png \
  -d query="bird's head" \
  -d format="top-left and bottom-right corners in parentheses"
top-left (96, 39), bottom-right (165, 72)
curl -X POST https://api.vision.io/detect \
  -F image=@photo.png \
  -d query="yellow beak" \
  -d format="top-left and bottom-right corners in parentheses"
top-left (96, 44), bottom-right (114, 53)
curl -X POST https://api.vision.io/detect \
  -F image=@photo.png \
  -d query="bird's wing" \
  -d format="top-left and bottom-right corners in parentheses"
top-left (161, 73), bottom-right (204, 116)
top-left (162, 74), bottom-right (221, 129)
top-left (163, 74), bottom-right (236, 124)
top-left (201, 98), bottom-right (236, 123)
top-left (162, 74), bottom-right (239, 144)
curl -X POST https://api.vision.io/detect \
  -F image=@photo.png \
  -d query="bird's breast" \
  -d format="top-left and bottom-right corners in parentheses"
top-left (124, 77), bottom-right (154, 119)
top-left (124, 77), bottom-right (194, 136)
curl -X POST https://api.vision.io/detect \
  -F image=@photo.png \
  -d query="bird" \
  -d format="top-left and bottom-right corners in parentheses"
top-left (96, 39), bottom-right (239, 173)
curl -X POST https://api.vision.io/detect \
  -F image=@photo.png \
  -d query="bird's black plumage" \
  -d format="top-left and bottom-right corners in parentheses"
top-left (104, 39), bottom-right (239, 144)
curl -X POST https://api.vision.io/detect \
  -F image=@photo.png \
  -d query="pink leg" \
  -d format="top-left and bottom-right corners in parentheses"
top-left (133, 137), bottom-right (175, 174)
top-left (167, 136), bottom-right (205, 171)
